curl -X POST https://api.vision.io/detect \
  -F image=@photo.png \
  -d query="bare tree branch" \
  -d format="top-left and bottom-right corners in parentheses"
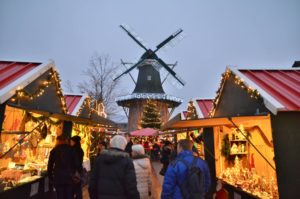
top-left (63, 80), bottom-right (74, 93)
top-left (78, 53), bottom-right (122, 117)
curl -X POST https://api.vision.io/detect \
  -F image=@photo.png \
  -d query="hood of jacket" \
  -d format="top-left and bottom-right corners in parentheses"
top-left (133, 156), bottom-right (150, 170)
top-left (100, 148), bottom-right (129, 164)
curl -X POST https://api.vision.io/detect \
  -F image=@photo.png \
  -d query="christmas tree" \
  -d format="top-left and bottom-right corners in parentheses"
top-left (141, 100), bottom-right (162, 129)
top-left (186, 100), bottom-right (198, 120)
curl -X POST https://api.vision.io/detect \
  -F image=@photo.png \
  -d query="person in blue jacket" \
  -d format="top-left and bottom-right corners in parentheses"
top-left (161, 139), bottom-right (211, 199)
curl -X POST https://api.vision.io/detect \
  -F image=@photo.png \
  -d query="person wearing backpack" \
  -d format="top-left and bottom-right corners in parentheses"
top-left (161, 139), bottom-right (211, 199)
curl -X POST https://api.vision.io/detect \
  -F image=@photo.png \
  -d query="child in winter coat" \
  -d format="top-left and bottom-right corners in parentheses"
top-left (132, 144), bottom-right (152, 199)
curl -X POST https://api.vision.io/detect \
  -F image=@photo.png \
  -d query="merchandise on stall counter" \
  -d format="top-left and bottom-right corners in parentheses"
top-left (0, 122), bottom-right (60, 192)
top-left (219, 156), bottom-right (279, 199)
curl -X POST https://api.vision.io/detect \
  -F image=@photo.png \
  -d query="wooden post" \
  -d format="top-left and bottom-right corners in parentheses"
top-left (0, 103), bottom-right (6, 142)
top-left (203, 127), bottom-right (216, 196)
top-left (271, 112), bottom-right (300, 198)
top-left (62, 121), bottom-right (73, 139)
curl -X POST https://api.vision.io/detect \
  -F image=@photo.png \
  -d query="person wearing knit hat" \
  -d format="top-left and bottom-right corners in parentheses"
top-left (110, 135), bottom-right (127, 150)
top-left (89, 135), bottom-right (140, 199)
top-left (132, 144), bottom-right (152, 199)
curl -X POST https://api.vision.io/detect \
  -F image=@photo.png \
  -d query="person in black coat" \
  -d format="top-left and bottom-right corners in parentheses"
top-left (48, 135), bottom-right (77, 199)
top-left (159, 140), bottom-right (173, 176)
top-left (70, 135), bottom-right (84, 199)
top-left (89, 135), bottom-right (140, 199)
top-left (124, 133), bottom-right (133, 156)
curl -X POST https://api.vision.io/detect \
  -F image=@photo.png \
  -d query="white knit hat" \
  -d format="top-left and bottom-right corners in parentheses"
top-left (110, 135), bottom-right (127, 150)
top-left (132, 144), bottom-right (145, 155)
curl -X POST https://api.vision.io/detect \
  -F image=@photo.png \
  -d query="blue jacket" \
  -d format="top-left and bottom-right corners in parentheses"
top-left (161, 150), bottom-right (211, 199)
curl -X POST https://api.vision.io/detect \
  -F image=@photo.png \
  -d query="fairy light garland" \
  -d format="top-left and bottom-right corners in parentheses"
top-left (11, 69), bottom-right (68, 114)
top-left (76, 97), bottom-right (92, 117)
top-left (209, 69), bottom-right (261, 117)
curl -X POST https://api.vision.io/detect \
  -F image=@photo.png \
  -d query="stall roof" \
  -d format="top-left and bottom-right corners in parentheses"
top-left (162, 114), bottom-right (270, 131)
top-left (0, 60), bottom-right (54, 104)
top-left (230, 67), bottom-right (300, 114)
top-left (64, 93), bottom-right (88, 116)
top-left (196, 99), bottom-right (213, 118)
top-left (64, 93), bottom-right (117, 128)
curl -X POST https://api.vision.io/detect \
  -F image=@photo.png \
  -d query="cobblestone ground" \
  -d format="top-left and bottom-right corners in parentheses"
top-left (81, 160), bottom-right (164, 199)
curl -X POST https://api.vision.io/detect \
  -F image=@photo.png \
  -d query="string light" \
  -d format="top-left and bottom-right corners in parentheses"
top-left (209, 69), bottom-right (261, 117)
top-left (11, 69), bottom-right (68, 114)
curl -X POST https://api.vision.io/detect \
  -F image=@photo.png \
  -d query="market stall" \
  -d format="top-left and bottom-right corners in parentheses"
top-left (64, 93), bottom-right (92, 172)
top-left (0, 60), bottom-right (68, 198)
top-left (210, 66), bottom-right (300, 198)
top-left (163, 66), bottom-right (300, 198)
top-left (64, 93), bottom-right (118, 170)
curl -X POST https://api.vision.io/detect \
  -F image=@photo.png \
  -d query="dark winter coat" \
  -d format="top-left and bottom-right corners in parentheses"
top-left (72, 146), bottom-right (84, 172)
top-left (160, 145), bottom-right (172, 164)
top-left (47, 144), bottom-right (77, 185)
top-left (161, 150), bottom-right (211, 199)
top-left (88, 148), bottom-right (140, 199)
top-left (125, 140), bottom-right (133, 155)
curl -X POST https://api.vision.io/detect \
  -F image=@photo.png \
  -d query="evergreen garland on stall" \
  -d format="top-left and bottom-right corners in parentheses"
top-left (221, 134), bottom-right (231, 162)
top-left (141, 100), bottom-right (162, 129)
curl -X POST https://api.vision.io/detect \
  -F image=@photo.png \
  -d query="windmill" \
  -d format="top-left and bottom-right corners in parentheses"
top-left (114, 24), bottom-right (185, 132)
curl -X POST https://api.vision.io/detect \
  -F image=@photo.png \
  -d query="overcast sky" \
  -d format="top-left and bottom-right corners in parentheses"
top-left (1, 0), bottom-right (300, 121)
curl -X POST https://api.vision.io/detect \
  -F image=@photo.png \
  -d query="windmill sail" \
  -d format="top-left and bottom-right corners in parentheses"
top-left (115, 24), bottom-right (186, 89)
top-left (120, 24), bottom-right (149, 51)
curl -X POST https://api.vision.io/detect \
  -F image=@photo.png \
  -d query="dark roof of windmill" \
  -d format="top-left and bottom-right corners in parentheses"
top-left (133, 59), bottom-right (165, 94)
top-left (115, 93), bottom-right (182, 108)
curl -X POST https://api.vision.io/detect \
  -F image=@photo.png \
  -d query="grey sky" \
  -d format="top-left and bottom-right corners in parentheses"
top-left (1, 0), bottom-right (300, 121)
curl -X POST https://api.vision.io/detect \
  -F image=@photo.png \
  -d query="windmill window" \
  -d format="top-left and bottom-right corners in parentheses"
top-left (147, 75), bottom-right (152, 81)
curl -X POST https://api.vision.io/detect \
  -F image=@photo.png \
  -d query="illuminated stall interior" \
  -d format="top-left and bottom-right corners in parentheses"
top-left (213, 116), bottom-right (278, 198)
top-left (1, 106), bottom-right (62, 172)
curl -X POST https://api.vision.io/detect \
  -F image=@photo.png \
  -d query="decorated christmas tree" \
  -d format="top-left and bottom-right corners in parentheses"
top-left (141, 100), bottom-right (162, 129)
top-left (186, 100), bottom-right (198, 120)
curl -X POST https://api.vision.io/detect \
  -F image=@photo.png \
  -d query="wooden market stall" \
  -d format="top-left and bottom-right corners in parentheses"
top-left (163, 66), bottom-right (300, 198)
top-left (64, 93), bottom-right (117, 172)
top-left (0, 60), bottom-right (68, 198)
top-left (0, 60), bottom-right (92, 198)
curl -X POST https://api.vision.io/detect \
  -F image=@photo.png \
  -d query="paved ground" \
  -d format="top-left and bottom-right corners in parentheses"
top-left (151, 161), bottom-right (164, 199)
top-left (81, 160), bottom-right (164, 199)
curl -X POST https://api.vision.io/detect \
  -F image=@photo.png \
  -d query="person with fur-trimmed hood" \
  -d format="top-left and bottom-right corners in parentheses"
top-left (132, 144), bottom-right (152, 199)
top-left (88, 135), bottom-right (140, 199)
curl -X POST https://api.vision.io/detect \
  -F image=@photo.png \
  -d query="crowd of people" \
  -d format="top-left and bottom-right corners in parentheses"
top-left (47, 133), bottom-right (212, 199)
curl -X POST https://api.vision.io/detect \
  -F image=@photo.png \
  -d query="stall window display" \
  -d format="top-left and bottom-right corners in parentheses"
top-left (0, 106), bottom-right (62, 192)
top-left (71, 123), bottom-right (92, 172)
top-left (214, 120), bottom-right (279, 199)
top-left (71, 123), bottom-right (91, 160)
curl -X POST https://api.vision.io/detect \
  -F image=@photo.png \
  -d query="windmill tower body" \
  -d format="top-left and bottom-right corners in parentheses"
top-left (114, 25), bottom-right (185, 132)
